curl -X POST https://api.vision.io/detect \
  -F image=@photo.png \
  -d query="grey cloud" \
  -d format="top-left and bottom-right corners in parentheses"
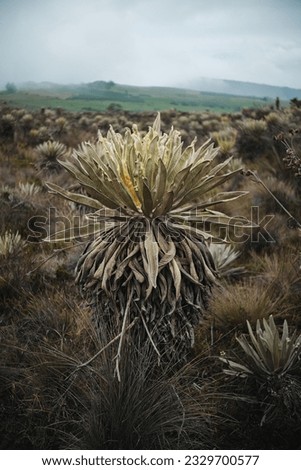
top-left (0, 0), bottom-right (300, 89)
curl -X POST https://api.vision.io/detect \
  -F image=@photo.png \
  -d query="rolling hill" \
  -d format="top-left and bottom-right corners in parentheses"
top-left (1, 78), bottom-right (298, 113)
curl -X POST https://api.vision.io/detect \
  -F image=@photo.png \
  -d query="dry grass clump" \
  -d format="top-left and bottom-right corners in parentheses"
top-left (239, 213), bottom-right (288, 256)
top-left (264, 110), bottom-right (290, 132)
top-left (68, 346), bottom-right (218, 450)
top-left (0, 243), bottom-right (48, 322)
top-left (243, 176), bottom-right (298, 216)
top-left (249, 251), bottom-right (301, 321)
top-left (207, 277), bottom-right (286, 336)
top-left (0, 290), bottom-right (219, 449)
top-left (0, 289), bottom-right (91, 449)
top-left (235, 118), bottom-right (270, 161)
top-left (15, 291), bottom-right (79, 350)
top-left (210, 128), bottom-right (237, 157)
top-left (0, 113), bottom-right (15, 140)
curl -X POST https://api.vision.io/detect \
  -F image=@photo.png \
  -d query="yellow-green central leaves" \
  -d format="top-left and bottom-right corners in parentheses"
top-left (47, 113), bottom-right (247, 221)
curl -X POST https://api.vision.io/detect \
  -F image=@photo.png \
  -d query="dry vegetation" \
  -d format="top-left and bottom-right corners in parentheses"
top-left (1, 102), bottom-right (301, 450)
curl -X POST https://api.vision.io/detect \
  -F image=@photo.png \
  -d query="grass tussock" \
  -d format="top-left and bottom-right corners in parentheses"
top-left (207, 278), bottom-right (286, 335)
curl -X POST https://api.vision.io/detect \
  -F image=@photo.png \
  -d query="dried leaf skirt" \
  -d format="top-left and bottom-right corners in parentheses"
top-left (75, 218), bottom-right (217, 364)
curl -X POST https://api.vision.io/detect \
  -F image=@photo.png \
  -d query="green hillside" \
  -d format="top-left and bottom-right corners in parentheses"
top-left (0, 80), bottom-right (277, 113)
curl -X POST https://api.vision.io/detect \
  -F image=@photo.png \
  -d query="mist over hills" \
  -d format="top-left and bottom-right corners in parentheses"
top-left (17, 77), bottom-right (301, 101)
top-left (179, 77), bottom-right (301, 100)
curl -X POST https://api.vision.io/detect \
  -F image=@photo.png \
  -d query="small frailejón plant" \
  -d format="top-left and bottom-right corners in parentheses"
top-left (0, 230), bottom-right (25, 257)
top-left (222, 315), bottom-right (301, 424)
top-left (208, 242), bottom-right (243, 278)
top-left (46, 114), bottom-right (249, 373)
top-left (35, 140), bottom-right (68, 173)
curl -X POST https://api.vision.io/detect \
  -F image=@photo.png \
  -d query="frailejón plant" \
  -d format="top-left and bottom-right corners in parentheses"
top-left (222, 315), bottom-right (301, 424)
top-left (46, 114), bottom-right (249, 372)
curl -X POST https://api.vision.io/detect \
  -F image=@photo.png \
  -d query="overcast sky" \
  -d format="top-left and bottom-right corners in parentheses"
top-left (1, 0), bottom-right (301, 89)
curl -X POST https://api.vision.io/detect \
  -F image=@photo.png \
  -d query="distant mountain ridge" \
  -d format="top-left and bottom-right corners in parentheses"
top-left (4, 78), bottom-right (301, 114)
top-left (20, 78), bottom-right (301, 101)
top-left (180, 77), bottom-right (301, 100)
top-left (18, 78), bottom-right (301, 101)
